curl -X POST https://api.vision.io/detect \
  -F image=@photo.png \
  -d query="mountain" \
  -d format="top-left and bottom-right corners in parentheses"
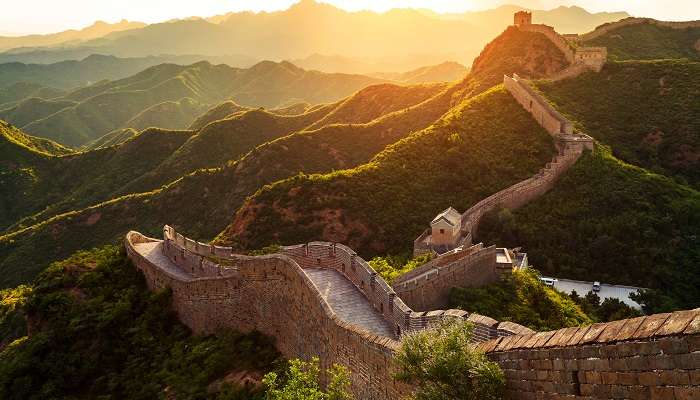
top-left (0, 1), bottom-right (628, 70)
top-left (535, 59), bottom-right (700, 188)
top-left (0, 20), bottom-right (146, 51)
top-left (369, 62), bottom-right (468, 84)
top-left (582, 20), bottom-right (700, 61)
top-left (218, 86), bottom-right (555, 254)
top-left (123, 97), bottom-right (208, 132)
top-left (15, 60), bottom-right (386, 147)
top-left (0, 76), bottom-right (471, 287)
top-left (0, 54), bottom-right (258, 90)
top-left (0, 81), bottom-right (64, 107)
top-left (0, 97), bottom-right (77, 128)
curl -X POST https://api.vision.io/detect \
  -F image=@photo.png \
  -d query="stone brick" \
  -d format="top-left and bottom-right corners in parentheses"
top-left (659, 336), bottom-right (689, 354)
top-left (654, 310), bottom-right (698, 336)
top-left (690, 370), bottom-right (700, 385)
top-left (674, 387), bottom-right (700, 400)
top-left (583, 371), bottom-right (602, 384)
top-left (628, 385), bottom-right (651, 400)
top-left (683, 314), bottom-right (700, 334)
top-left (687, 335), bottom-right (700, 352)
top-left (596, 319), bottom-right (629, 343)
top-left (638, 371), bottom-right (660, 386)
top-left (613, 316), bottom-right (646, 342)
top-left (650, 386), bottom-right (675, 400)
top-left (580, 323), bottom-right (607, 344)
top-left (600, 371), bottom-right (618, 385)
top-left (631, 313), bottom-right (671, 339)
top-left (617, 372), bottom-right (637, 385)
top-left (675, 352), bottom-right (700, 369)
top-left (659, 370), bottom-right (690, 385)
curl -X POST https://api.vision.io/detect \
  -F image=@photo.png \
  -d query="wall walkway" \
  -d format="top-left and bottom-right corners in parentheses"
top-left (125, 226), bottom-right (532, 399)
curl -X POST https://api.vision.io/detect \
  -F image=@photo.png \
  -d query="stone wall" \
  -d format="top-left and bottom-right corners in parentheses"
top-left (504, 73), bottom-right (573, 136)
top-left (579, 17), bottom-right (700, 42)
top-left (393, 244), bottom-right (501, 311)
top-left (480, 309), bottom-right (700, 400)
top-left (129, 230), bottom-right (410, 399)
top-left (126, 227), bottom-right (534, 398)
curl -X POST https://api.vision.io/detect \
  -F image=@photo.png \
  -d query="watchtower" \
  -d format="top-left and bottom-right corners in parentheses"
top-left (514, 11), bottom-right (532, 27)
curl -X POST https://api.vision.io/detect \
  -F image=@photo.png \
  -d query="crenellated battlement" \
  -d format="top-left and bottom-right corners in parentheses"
top-left (126, 226), bottom-right (533, 399)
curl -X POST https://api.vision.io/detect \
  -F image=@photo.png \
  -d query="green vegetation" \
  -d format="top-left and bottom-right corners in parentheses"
top-left (15, 60), bottom-right (388, 147)
top-left (449, 269), bottom-right (592, 331)
top-left (1, 127), bottom-right (193, 232)
top-left (369, 253), bottom-right (434, 283)
top-left (263, 358), bottom-right (352, 400)
top-left (188, 100), bottom-right (251, 130)
top-left (0, 77), bottom-right (464, 287)
top-left (125, 97), bottom-right (209, 131)
top-left (0, 97), bottom-right (77, 128)
top-left (0, 246), bottom-right (280, 399)
top-left (0, 82), bottom-right (65, 108)
top-left (535, 60), bottom-right (700, 188)
top-left (569, 291), bottom-right (641, 322)
top-left (584, 23), bottom-right (700, 61)
top-left (219, 87), bottom-right (555, 258)
top-left (82, 128), bottom-right (139, 150)
top-left (477, 147), bottom-right (700, 312)
top-left (394, 320), bottom-right (504, 400)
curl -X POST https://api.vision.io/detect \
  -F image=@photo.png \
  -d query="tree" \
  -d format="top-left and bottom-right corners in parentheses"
top-left (263, 357), bottom-right (353, 400)
top-left (394, 320), bottom-right (505, 400)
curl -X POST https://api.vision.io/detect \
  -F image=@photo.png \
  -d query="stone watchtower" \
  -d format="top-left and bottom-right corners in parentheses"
top-left (514, 11), bottom-right (532, 27)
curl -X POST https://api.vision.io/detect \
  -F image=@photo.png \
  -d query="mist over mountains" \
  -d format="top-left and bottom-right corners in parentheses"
top-left (0, 1), bottom-right (628, 71)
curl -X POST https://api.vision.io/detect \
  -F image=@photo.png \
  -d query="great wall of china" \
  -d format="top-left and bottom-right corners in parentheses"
top-left (125, 13), bottom-right (700, 399)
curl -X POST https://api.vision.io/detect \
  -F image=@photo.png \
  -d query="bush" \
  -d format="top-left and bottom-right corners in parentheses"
top-left (449, 269), bottom-right (592, 331)
top-left (263, 357), bottom-right (353, 400)
top-left (394, 320), bottom-right (504, 400)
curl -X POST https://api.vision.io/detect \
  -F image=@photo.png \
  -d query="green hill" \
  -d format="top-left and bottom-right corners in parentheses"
top-left (16, 60), bottom-right (389, 147)
top-left (477, 147), bottom-right (700, 312)
top-left (217, 86), bottom-right (555, 256)
top-left (82, 128), bottom-right (139, 150)
top-left (1, 127), bottom-right (192, 233)
top-left (534, 60), bottom-right (700, 188)
top-left (0, 246), bottom-right (278, 399)
top-left (0, 82), bottom-right (65, 108)
top-left (188, 100), bottom-right (251, 130)
top-left (124, 97), bottom-right (208, 131)
top-left (583, 21), bottom-right (700, 61)
top-left (0, 97), bottom-right (77, 128)
top-left (0, 78), bottom-right (468, 287)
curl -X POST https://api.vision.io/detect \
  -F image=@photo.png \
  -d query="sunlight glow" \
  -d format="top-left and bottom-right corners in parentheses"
top-left (0, 0), bottom-right (698, 36)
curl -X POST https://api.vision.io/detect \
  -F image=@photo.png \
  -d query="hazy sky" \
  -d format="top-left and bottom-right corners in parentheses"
top-left (1, 0), bottom-right (698, 35)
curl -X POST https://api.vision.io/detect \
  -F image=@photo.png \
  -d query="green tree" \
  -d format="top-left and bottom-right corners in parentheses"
top-left (394, 320), bottom-right (505, 400)
top-left (263, 357), bottom-right (353, 400)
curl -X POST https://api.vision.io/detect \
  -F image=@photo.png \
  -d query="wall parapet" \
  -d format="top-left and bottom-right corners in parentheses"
top-left (479, 309), bottom-right (700, 399)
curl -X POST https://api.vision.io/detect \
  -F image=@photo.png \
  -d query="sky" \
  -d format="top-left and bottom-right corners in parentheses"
top-left (1, 0), bottom-right (699, 36)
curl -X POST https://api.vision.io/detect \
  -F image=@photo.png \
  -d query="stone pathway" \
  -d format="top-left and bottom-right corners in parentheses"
top-left (133, 241), bottom-right (192, 280)
top-left (305, 268), bottom-right (396, 339)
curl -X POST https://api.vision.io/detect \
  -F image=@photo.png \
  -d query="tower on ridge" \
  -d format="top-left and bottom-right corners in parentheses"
top-left (514, 11), bottom-right (532, 27)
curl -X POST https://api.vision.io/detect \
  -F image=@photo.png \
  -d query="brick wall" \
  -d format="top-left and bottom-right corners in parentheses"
top-left (479, 309), bottom-right (700, 400)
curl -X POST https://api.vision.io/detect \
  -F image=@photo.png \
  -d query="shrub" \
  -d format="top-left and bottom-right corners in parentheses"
top-left (394, 320), bottom-right (505, 400)
top-left (263, 357), bottom-right (353, 400)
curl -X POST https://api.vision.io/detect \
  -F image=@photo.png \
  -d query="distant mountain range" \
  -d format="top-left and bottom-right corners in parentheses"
top-left (0, 20), bottom-right (145, 51)
top-left (0, 1), bottom-right (629, 70)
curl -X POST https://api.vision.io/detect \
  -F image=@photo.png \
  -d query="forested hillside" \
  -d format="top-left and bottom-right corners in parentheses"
top-left (583, 22), bottom-right (700, 61)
